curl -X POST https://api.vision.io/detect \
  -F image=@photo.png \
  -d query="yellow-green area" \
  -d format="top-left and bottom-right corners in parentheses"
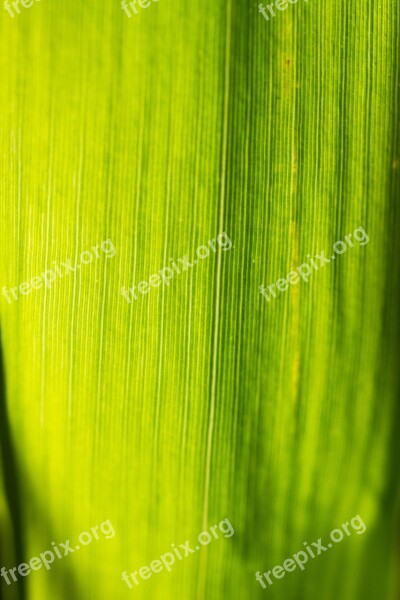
top-left (0, 0), bottom-right (399, 598)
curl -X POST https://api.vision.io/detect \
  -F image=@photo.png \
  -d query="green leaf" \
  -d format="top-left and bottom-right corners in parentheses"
top-left (0, 0), bottom-right (399, 599)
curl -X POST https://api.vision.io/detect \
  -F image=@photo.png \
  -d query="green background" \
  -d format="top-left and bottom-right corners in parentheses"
top-left (0, 0), bottom-right (399, 598)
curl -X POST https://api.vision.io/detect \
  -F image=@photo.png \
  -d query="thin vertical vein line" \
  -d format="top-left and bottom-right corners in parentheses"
top-left (94, 158), bottom-right (114, 451)
top-left (67, 127), bottom-right (84, 426)
top-left (154, 164), bottom-right (171, 466)
top-left (40, 134), bottom-right (53, 429)
top-left (94, 255), bottom-right (108, 449)
top-left (180, 271), bottom-right (193, 478)
top-left (15, 125), bottom-right (21, 416)
top-left (123, 106), bottom-right (144, 441)
top-left (17, 127), bottom-right (21, 291)
top-left (202, 0), bottom-right (232, 533)
top-left (180, 73), bottom-right (202, 506)
top-left (230, 32), bottom-right (252, 496)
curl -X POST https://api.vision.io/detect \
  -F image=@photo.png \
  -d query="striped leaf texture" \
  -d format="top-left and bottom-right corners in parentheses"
top-left (0, 0), bottom-right (399, 599)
